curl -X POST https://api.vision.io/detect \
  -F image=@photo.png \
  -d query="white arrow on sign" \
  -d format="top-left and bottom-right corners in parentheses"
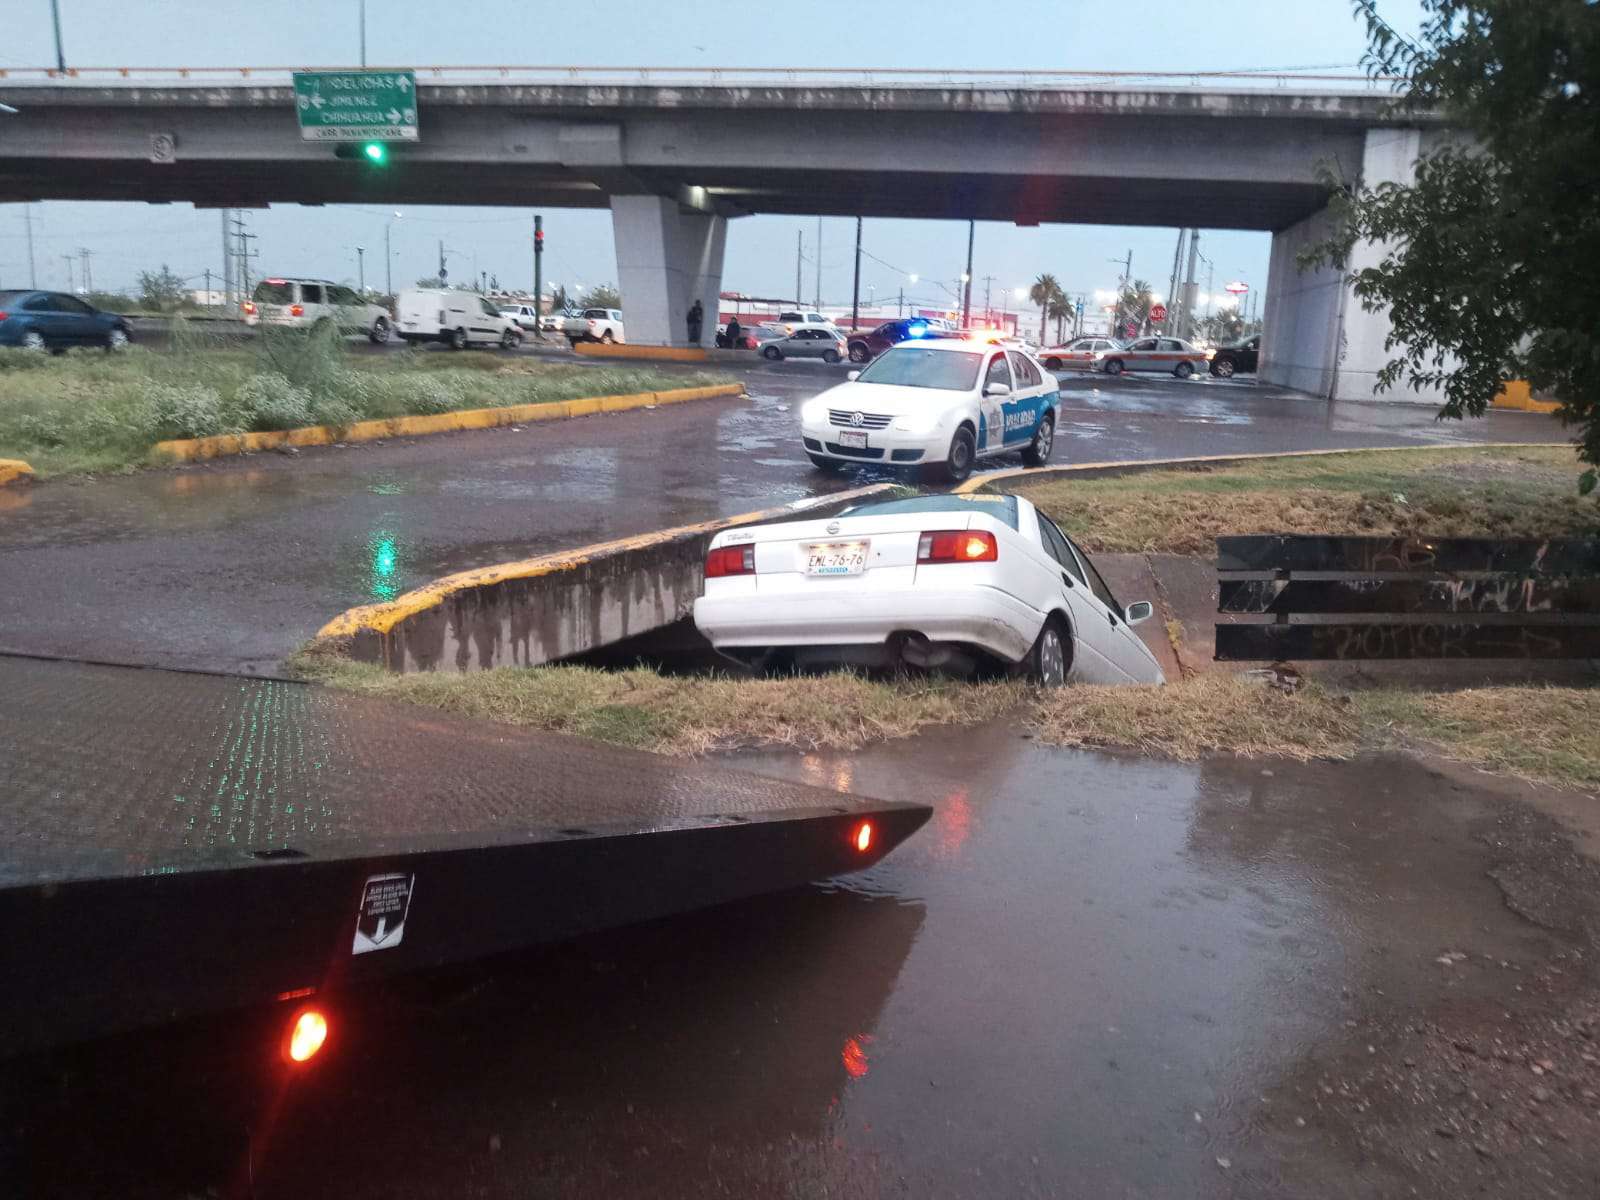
top-left (387, 108), bottom-right (401, 122)
top-left (310, 94), bottom-right (326, 109)
top-left (397, 76), bottom-right (412, 92)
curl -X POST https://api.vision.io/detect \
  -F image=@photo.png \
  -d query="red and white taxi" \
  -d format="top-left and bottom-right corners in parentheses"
top-left (1040, 337), bottom-right (1122, 372)
top-left (1093, 336), bottom-right (1211, 378)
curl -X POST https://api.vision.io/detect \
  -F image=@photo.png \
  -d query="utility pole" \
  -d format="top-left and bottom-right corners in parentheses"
top-left (24, 205), bottom-right (37, 287)
top-left (814, 217), bottom-right (822, 309)
top-left (961, 219), bottom-right (974, 328)
top-left (794, 229), bottom-right (802, 307)
top-left (358, 0), bottom-right (367, 67)
top-left (62, 254), bottom-right (74, 293)
top-left (50, 0), bottom-right (66, 72)
top-left (1165, 228), bottom-right (1186, 334)
top-left (1180, 230), bottom-right (1200, 340)
top-left (78, 248), bottom-right (92, 295)
top-left (230, 212), bottom-right (258, 297)
top-left (356, 247), bottom-right (365, 292)
top-left (981, 275), bottom-right (996, 324)
top-left (850, 216), bottom-right (862, 331)
top-left (221, 209), bottom-right (233, 308)
top-left (897, 288), bottom-right (903, 317)
top-left (204, 268), bottom-right (212, 308)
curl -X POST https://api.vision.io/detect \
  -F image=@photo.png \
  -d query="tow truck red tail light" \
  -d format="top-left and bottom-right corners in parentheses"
top-left (283, 1007), bottom-right (329, 1064)
top-left (854, 821), bottom-right (874, 853)
top-left (917, 530), bottom-right (998, 564)
top-left (705, 544), bottom-right (755, 578)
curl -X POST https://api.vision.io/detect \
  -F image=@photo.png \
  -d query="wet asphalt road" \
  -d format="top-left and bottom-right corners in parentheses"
top-left (10, 724), bottom-right (1594, 1198)
top-left (0, 359), bottom-right (1564, 673)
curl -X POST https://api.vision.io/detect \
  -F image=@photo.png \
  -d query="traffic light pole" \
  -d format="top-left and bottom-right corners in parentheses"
top-left (533, 214), bottom-right (545, 340)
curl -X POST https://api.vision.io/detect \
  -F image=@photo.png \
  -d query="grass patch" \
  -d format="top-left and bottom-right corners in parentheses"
top-left (290, 653), bottom-right (1021, 756)
top-left (1008, 446), bottom-right (1596, 554)
top-left (1033, 674), bottom-right (1363, 762)
top-left (0, 329), bottom-right (732, 476)
top-left (1356, 686), bottom-right (1600, 791)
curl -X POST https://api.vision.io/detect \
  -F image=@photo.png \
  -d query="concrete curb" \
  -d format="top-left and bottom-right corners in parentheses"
top-left (314, 482), bottom-right (902, 672)
top-left (574, 342), bottom-right (710, 363)
top-left (151, 382), bottom-right (744, 464)
top-left (953, 442), bottom-right (1573, 495)
top-left (0, 459), bottom-right (34, 488)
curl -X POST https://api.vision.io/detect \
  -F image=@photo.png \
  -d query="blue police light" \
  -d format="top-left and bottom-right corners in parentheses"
top-left (907, 322), bottom-right (928, 338)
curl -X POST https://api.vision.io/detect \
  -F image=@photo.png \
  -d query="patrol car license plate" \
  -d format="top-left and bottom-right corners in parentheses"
top-left (805, 541), bottom-right (868, 577)
top-left (838, 430), bottom-right (869, 449)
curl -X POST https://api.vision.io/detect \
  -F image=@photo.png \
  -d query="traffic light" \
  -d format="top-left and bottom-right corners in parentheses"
top-left (362, 142), bottom-right (387, 164)
top-left (333, 142), bottom-right (390, 165)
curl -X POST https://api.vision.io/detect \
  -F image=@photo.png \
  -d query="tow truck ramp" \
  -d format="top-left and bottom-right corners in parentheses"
top-left (0, 654), bottom-right (929, 1057)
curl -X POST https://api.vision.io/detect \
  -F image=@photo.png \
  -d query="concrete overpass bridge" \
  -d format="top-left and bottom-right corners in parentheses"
top-left (0, 68), bottom-right (1444, 401)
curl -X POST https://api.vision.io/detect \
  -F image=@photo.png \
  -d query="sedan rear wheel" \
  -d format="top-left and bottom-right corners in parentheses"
top-left (1103, 359), bottom-right (1125, 376)
top-left (822, 349), bottom-right (841, 364)
top-left (19, 330), bottom-right (46, 352)
top-left (1021, 412), bottom-right (1055, 467)
top-left (1027, 616), bottom-right (1070, 687)
top-left (1043, 357), bottom-right (1062, 370)
top-left (1211, 357), bottom-right (1235, 378)
top-left (1174, 361), bottom-right (1194, 379)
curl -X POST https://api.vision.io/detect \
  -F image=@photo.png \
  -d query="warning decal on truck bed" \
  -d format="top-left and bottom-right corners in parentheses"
top-left (353, 873), bottom-right (414, 955)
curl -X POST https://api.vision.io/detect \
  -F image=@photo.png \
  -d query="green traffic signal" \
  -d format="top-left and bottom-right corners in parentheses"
top-left (363, 142), bottom-right (387, 164)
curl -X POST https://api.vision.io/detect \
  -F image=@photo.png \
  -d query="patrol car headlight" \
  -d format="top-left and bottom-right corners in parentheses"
top-left (892, 410), bottom-right (942, 434)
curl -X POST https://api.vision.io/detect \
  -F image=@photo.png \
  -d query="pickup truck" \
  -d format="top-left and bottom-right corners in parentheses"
top-left (564, 308), bottom-right (625, 345)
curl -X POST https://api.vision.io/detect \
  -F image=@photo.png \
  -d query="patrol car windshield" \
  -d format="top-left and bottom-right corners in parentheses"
top-left (855, 346), bottom-right (983, 391)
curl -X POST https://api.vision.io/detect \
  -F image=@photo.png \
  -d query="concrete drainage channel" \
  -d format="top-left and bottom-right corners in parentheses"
top-left (314, 483), bottom-right (903, 673)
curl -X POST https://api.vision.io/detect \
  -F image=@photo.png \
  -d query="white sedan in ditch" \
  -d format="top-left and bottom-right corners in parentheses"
top-left (693, 493), bottom-right (1165, 685)
top-left (798, 340), bottom-right (1060, 482)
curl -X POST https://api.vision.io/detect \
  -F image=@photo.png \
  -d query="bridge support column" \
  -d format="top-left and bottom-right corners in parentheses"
top-left (1261, 127), bottom-right (1434, 404)
top-left (610, 196), bottom-right (727, 347)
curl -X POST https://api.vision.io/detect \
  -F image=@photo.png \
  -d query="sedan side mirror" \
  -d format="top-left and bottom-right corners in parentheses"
top-left (846, 370), bottom-right (860, 382)
top-left (983, 382), bottom-right (1012, 398)
top-left (1125, 601), bottom-right (1154, 626)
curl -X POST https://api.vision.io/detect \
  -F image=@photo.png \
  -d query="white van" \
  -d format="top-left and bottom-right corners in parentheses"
top-left (396, 289), bottom-right (524, 350)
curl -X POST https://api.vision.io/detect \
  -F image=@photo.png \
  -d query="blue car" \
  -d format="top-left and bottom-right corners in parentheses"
top-left (0, 290), bottom-right (132, 352)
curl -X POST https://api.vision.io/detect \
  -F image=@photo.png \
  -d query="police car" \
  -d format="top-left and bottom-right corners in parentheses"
top-left (798, 339), bottom-right (1060, 482)
top-left (693, 492), bottom-right (1166, 685)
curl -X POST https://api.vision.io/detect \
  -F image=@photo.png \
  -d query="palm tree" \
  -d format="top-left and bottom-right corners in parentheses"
top-left (1029, 274), bottom-right (1062, 345)
top-left (1048, 294), bottom-right (1072, 343)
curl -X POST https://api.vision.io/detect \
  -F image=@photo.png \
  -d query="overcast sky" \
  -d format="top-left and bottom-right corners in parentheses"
top-left (1, 0), bottom-right (1424, 314)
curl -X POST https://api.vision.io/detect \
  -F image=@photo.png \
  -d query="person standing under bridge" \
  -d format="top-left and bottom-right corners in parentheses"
top-left (687, 299), bottom-right (704, 346)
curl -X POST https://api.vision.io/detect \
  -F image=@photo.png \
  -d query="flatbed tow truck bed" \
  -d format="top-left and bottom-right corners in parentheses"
top-left (0, 654), bottom-right (930, 1059)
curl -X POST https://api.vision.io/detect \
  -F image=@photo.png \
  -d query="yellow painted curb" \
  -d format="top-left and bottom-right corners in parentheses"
top-left (317, 482), bottom-right (901, 641)
top-left (0, 459), bottom-right (35, 488)
top-left (1493, 381), bottom-right (1561, 414)
top-left (954, 442), bottom-right (1574, 495)
top-left (573, 341), bottom-right (710, 363)
top-left (152, 383), bottom-right (745, 463)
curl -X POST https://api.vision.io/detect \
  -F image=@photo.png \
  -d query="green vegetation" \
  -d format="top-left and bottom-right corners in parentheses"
top-left (0, 325), bottom-right (731, 475)
top-left (1008, 446), bottom-right (1596, 556)
top-left (289, 654), bottom-right (1020, 756)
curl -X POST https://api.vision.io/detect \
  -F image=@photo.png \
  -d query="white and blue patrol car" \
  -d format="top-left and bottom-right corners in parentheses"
top-left (798, 339), bottom-right (1060, 482)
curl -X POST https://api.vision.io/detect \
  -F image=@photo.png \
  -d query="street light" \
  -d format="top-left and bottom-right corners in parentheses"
top-left (384, 211), bottom-right (402, 298)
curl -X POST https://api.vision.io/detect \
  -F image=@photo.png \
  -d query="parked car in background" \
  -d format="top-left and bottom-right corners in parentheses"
top-left (776, 310), bottom-right (838, 335)
top-left (693, 492), bottom-right (1164, 685)
top-left (396, 288), bottom-right (523, 350)
top-left (243, 278), bottom-right (392, 343)
top-left (761, 327), bottom-right (849, 363)
top-left (1093, 336), bottom-right (1211, 378)
top-left (0, 290), bottom-right (132, 352)
top-left (798, 339), bottom-right (1059, 481)
top-left (1041, 337), bottom-right (1121, 371)
top-left (1209, 335), bottom-right (1260, 378)
top-left (846, 318), bottom-right (936, 364)
top-left (498, 303), bottom-right (543, 333)
top-left (563, 308), bottom-right (625, 345)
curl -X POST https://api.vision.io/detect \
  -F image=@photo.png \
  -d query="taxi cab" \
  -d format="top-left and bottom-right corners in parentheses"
top-left (1041, 337), bottom-right (1121, 371)
top-left (798, 339), bottom-right (1059, 483)
top-left (1093, 336), bottom-right (1211, 378)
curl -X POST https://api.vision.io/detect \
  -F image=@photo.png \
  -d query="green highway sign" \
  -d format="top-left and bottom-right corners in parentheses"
top-left (293, 70), bottom-right (419, 142)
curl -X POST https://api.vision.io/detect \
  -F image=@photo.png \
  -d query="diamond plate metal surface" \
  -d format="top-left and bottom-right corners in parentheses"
top-left (0, 655), bottom-right (862, 866)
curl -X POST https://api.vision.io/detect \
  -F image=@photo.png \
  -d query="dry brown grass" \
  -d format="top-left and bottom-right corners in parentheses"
top-left (1032, 674), bottom-right (1363, 762)
top-left (291, 655), bottom-right (1020, 755)
top-left (1357, 686), bottom-right (1600, 790)
top-left (1010, 446), bottom-right (1594, 555)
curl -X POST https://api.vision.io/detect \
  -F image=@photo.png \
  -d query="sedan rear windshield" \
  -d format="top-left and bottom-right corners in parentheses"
top-left (0, 291), bottom-right (28, 308)
top-left (855, 347), bottom-right (982, 391)
top-left (253, 281), bottom-right (294, 304)
top-left (838, 494), bottom-right (1020, 531)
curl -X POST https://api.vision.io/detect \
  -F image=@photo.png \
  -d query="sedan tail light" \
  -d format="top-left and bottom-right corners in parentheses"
top-left (241, 301), bottom-right (256, 315)
top-left (0, 311), bottom-right (8, 321)
top-left (917, 530), bottom-right (998, 564)
top-left (705, 544), bottom-right (756, 578)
